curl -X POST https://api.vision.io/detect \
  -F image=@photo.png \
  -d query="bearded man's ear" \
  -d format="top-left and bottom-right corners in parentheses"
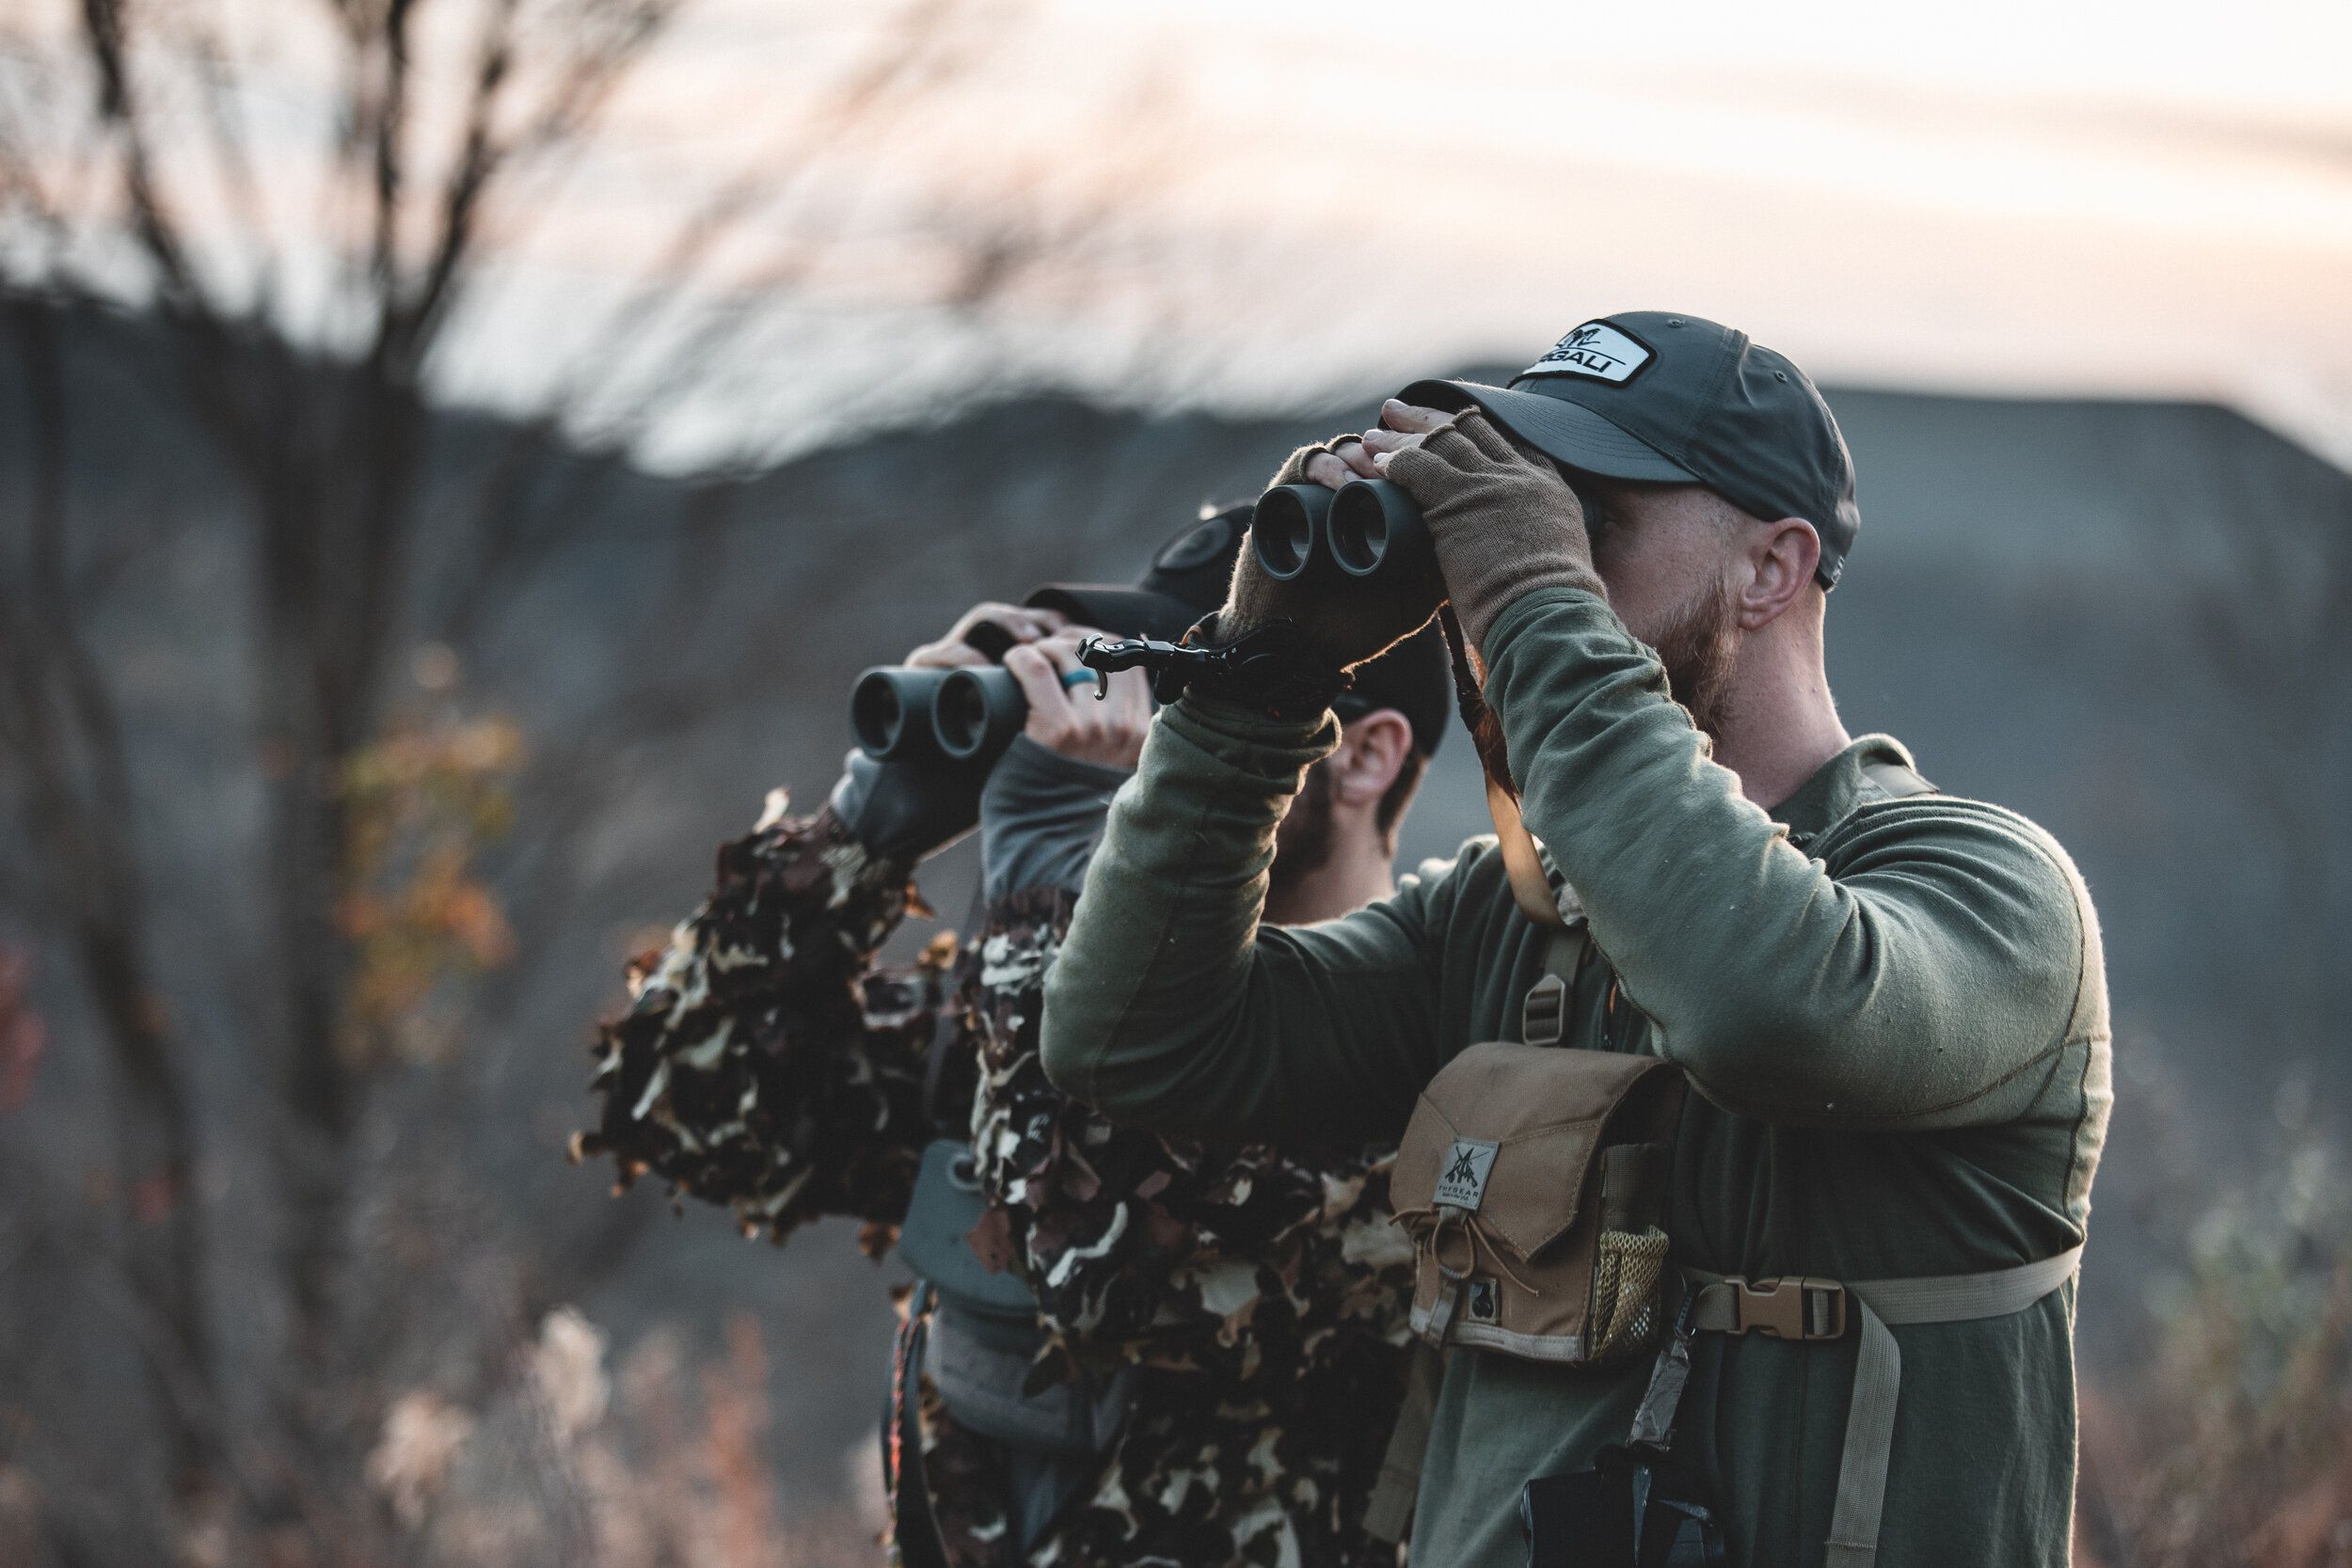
top-left (1740, 518), bottom-right (1823, 630)
top-left (1330, 709), bottom-right (1414, 808)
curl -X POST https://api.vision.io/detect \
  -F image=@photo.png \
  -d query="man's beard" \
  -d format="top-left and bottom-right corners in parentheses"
top-left (1271, 759), bottom-right (1336, 884)
top-left (1650, 577), bottom-right (1740, 739)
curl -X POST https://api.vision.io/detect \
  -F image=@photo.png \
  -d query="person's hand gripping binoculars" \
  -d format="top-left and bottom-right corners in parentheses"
top-left (851, 604), bottom-right (1150, 773)
top-left (1216, 400), bottom-right (1606, 670)
top-left (843, 602), bottom-right (1154, 863)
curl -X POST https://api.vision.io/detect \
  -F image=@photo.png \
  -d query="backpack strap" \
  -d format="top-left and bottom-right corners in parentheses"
top-left (1519, 922), bottom-right (1590, 1047)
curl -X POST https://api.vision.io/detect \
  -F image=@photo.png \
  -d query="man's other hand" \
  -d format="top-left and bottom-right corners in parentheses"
top-left (1359, 399), bottom-right (1451, 472)
top-left (905, 602), bottom-right (1067, 670)
top-left (1005, 630), bottom-right (1151, 771)
top-left (1269, 433), bottom-right (1383, 494)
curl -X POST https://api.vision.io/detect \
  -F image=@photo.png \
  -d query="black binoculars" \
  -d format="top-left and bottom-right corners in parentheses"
top-left (850, 664), bottom-right (1028, 768)
top-left (1248, 478), bottom-right (1434, 588)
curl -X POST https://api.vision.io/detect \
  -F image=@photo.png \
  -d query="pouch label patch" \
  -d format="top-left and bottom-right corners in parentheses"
top-left (1435, 1138), bottom-right (1500, 1211)
top-left (1467, 1275), bottom-right (1501, 1323)
top-left (1519, 321), bottom-right (1651, 384)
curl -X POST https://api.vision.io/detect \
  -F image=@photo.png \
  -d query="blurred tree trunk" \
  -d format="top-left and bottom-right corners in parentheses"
top-left (0, 0), bottom-right (1176, 1552)
top-left (0, 293), bottom-right (218, 1497)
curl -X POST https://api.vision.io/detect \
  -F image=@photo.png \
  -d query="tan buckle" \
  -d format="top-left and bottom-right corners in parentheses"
top-left (1723, 1275), bottom-right (1846, 1340)
top-left (1521, 974), bottom-right (1566, 1046)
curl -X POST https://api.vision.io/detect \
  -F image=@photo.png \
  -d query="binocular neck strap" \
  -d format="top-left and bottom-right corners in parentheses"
top-left (1437, 604), bottom-right (1567, 928)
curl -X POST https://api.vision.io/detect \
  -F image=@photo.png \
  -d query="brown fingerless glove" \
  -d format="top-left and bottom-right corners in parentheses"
top-left (1384, 411), bottom-right (1605, 652)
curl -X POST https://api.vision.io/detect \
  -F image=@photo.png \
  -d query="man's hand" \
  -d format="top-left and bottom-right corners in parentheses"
top-left (836, 601), bottom-right (1072, 863)
top-left (1288, 436), bottom-right (1382, 492)
top-left (1273, 402), bottom-right (1450, 491)
top-left (1358, 398), bottom-right (1449, 470)
top-left (905, 602), bottom-right (1067, 670)
top-left (1378, 402), bottom-right (1606, 652)
top-left (1004, 630), bottom-right (1152, 771)
top-left (1269, 433), bottom-right (1384, 495)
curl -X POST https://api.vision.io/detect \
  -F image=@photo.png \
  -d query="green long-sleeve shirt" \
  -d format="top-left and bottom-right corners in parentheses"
top-left (1041, 586), bottom-right (2111, 1568)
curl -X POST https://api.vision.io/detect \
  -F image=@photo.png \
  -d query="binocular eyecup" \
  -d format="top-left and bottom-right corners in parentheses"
top-left (1251, 479), bottom-right (1432, 585)
top-left (850, 665), bottom-right (1028, 767)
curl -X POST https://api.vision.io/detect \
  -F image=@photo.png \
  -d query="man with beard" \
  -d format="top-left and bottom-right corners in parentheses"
top-left (1041, 313), bottom-right (2111, 1568)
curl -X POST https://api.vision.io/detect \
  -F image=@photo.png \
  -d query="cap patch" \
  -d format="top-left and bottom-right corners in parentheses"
top-left (1520, 321), bottom-right (1651, 385)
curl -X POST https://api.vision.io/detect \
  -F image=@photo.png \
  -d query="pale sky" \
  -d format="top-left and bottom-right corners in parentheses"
top-left (515, 0), bottom-right (2352, 467)
top-left (48, 0), bottom-right (2335, 467)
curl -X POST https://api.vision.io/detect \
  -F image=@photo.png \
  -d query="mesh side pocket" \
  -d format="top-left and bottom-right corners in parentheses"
top-left (1588, 1226), bottom-right (1670, 1363)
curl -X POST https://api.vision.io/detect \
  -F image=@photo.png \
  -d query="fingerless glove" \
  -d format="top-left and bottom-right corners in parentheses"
top-left (1384, 411), bottom-right (1605, 652)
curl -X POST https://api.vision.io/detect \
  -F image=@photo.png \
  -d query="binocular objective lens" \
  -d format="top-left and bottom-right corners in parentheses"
top-left (851, 677), bottom-right (903, 751)
top-left (1253, 508), bottom-right (1311, 577)
top-left (1280, 510), bottom-right (1313, 573)
top-left (941, 680), bottom-right (986, 752)
top-left (1250, 486), bottom-right (1327, 581)
top-left (1330, 511), bottom-right (1386, 575)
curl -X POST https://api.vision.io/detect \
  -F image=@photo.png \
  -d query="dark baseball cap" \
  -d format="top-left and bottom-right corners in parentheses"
top-left (1335, 618), bottom-right (1451, 758)
top-left (1398, 311), bottom-right (1860, 589)
top-left (1027, 505), bottom-right (1450, 756)
top-left (1024, 502), bottom-right (1256, 645)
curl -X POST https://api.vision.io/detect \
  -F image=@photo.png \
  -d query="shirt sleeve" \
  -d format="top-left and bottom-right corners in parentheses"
top-left (1040, 695), bottom-right (1454, 1147)
top-left (977, 736), bottom-right (1133, 904)
top-left (1482, 587), bottom-right (2093, 1130)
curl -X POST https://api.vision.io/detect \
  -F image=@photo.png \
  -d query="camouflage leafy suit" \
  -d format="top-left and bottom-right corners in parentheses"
top-left (580, 766), bottom-right (1417, 1567)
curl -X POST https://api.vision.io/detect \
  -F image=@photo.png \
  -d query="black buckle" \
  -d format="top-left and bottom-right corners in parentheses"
top-left (1073, 632), bottom-right (1225, 703)
top-left (1077, 621), bottom-right (1348, 718)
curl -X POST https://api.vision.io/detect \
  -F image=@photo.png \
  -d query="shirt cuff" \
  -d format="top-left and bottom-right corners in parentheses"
top-left (979, 736), bottom-right (1136, 902)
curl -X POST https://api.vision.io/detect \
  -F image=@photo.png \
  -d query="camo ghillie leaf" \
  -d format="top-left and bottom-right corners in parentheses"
top-left (578, 803), bottom-right (936, 1240)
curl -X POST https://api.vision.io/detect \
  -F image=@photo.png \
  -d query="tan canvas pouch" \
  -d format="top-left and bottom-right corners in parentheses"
top-left (1391, 1043), bottom-right (1684, 1365)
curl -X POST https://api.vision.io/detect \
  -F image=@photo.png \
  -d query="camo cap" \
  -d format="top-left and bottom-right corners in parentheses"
top-left (1399, 311), bottom-right (1861, 590)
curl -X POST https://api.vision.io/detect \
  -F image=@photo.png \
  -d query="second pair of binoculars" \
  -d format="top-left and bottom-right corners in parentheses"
top-left (1248, 478), bottom-right (1436, 590)
top-left (850, 662), bottom-right (1029, 767)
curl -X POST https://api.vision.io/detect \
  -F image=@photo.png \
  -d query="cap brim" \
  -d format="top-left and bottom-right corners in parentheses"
top-left (1397, 378), bottom-right (1699, 484)
top-left (1023, 585), bottom-right (1203, 642)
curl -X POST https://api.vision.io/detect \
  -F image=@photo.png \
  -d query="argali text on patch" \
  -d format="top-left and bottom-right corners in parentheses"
top-left (1520, 321), bottom-right (1651, 385)
top-left (1434, 1138), bottom-right (1500, 1211)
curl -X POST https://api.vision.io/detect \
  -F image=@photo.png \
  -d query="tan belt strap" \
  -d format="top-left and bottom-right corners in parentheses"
top-left (1678, 1245), bottom-right (2083, 1568)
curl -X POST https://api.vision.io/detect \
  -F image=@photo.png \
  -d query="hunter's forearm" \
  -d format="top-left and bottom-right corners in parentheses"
top-left (1041, 695), bottom-right (1443, 1145)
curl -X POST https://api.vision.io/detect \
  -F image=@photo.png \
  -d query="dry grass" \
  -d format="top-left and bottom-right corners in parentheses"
top-left (2079, 1129), bottom-right (2352, 1568)
top-left (0, 1307), bottom-right (884, 1568)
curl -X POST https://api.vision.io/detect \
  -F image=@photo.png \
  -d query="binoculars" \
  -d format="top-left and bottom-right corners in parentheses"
top-left (1248, 478), bottom-right (1434, 589)
top-left (850, 664), bottom-right (1028, 768)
